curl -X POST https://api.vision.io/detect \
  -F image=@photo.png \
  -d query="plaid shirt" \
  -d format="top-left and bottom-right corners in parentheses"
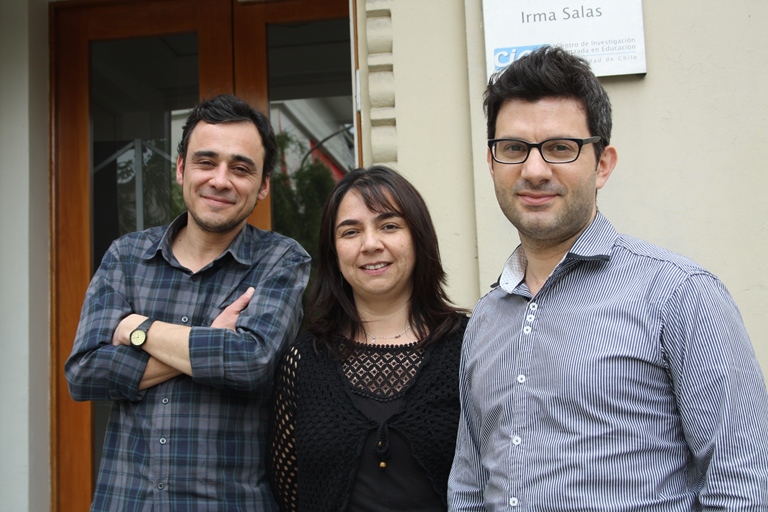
top-left (66, 214), bottom-right (310, 511)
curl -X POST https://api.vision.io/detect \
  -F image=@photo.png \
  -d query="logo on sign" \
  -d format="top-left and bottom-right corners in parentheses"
top-left (493, 44), bottom-right (545, 70)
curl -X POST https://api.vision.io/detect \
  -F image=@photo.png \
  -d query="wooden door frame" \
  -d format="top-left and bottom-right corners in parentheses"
top-left (50, 0), bottom-right (350, 510)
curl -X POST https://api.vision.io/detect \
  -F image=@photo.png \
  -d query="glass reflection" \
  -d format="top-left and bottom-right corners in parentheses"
top-left (89, 32), bottom-right (199, 483)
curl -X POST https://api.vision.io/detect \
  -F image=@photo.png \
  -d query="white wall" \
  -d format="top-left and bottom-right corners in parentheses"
top-left (0, 0), bottom-right (50, 510)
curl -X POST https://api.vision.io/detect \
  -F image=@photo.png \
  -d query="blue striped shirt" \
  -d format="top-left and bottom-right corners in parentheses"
top-left (448, 213), bottom-right (768, 511)
top-left (65, 213), bottom-right (310, 512)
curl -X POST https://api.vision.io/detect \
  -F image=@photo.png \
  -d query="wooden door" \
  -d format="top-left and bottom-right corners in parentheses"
top-left (50, 0), bottom-right (349, 510)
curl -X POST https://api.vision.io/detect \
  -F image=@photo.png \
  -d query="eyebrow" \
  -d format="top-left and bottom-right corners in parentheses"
top-left (335, 211), bottom-right (402, 230)
top-left (191, 150), bottom-right (256, 167)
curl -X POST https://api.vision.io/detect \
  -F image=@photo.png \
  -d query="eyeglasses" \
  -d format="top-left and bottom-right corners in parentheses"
top-left (488, 136), bottom-right (601, 164)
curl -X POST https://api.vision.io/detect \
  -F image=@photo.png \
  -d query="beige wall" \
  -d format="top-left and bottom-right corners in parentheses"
top-left (600, 1), bottom-right (768, 376)
top-left (356, 0), bottom-right (481, 306)
top-left (356, 0), bottom-right (767, 378)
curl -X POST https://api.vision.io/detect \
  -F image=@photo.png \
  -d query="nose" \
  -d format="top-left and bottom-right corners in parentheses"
top-left (360, 229), bottom-right (383, 252)
top-left (520, 147), bottom-right (553, 184)
top-left (209, 162), bottom-right (231, 188)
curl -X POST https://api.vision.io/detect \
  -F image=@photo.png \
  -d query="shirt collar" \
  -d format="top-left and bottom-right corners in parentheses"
top-left (498, 211), bottom-right (616, 294)
top-left (141, 212), bottom-right (255, 267)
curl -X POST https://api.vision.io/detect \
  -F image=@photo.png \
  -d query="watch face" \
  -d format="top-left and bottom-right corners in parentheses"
top-left (130, 330), bottom-right (147, 346)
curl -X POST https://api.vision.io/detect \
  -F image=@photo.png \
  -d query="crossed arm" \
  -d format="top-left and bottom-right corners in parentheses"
top-left (111, 287), bottom-right (255, 390)
top-left (65, 235), bottom-right (310, 402)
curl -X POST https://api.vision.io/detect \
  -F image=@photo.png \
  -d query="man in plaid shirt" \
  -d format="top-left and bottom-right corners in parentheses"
top-left (66, 94), bottom-right (310, 511)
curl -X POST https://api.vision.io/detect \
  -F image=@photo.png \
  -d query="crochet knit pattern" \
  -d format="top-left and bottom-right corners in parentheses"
top-left (269, 315), bottom-right (467, 511)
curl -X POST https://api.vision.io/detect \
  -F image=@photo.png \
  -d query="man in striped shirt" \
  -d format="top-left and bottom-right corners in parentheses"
top-left (448, 46), bottom-right (768, 511)
top-left (66, 95), bottom-right (310, 511)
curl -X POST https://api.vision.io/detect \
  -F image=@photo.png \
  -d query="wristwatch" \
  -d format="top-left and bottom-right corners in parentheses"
top-left (130, 318), bottom-right (156, 347)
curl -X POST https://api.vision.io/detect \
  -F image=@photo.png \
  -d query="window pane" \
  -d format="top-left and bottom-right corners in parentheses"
top-left (89, 32), bottom-right (199, 483)
top-left (267, 18), bottom-right (354, 276)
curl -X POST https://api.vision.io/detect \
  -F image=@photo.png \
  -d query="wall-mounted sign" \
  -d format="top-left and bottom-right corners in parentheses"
top-left (483, 0), bottom-right (646, 79)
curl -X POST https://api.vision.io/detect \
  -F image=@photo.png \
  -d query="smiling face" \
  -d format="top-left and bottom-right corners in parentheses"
top-left (334, 189), bottom-right (416, 306)
top-left (176, 121), bottom-right (270, 236)
top-left (489, 97), bottom-right (617, 251)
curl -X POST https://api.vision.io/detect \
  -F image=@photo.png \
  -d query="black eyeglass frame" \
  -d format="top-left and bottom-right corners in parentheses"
top-left (488, 136), bottom-right (602, 164)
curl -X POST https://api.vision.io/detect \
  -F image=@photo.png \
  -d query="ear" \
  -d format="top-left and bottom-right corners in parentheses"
top-left (175, 155), bottom-right (185, 186)
top-left (258, 176), bottom-right (271, 201)
top-left (595, 145), bottom-right (618, 190)
top-left (487, 147), bottom-right (496, 179)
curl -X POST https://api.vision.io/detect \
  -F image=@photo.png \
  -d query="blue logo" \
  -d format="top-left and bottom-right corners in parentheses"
top-left (493, 44), bottom-right (545, 70)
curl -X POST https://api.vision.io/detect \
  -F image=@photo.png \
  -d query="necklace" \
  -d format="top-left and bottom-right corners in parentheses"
top-left (368, 325), bottom-right (411, 343)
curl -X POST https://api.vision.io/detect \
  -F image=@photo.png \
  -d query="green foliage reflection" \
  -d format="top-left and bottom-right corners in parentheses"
top-left (271, 132), bottom-right (337, 291)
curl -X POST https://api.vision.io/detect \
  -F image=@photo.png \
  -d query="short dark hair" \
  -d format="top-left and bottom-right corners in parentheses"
top-left (177, 94), bottom-right (278, 181)
top-left (306, 165), bottom-right (465, 355)
top-left (485, 45), bottom-right (612, 160)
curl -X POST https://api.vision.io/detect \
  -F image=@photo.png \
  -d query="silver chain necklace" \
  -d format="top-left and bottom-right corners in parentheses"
top-left (368, 325), bottom-right (412, 343)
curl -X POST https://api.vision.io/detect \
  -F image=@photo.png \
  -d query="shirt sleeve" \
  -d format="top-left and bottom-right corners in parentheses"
top-left (661, 272), bottom-right (768, 509)
top-left (447, 316), bottom-right (488, 512)
top-left (65, 241), bottom-right (151, 402)
top-left (269, 344), bottom-right (300, 512)
top-left (188, 239), bottom-right (310, 391)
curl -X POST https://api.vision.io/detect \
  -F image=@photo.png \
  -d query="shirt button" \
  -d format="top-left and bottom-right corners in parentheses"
top-left (526, 314), bottom-right (535, 322)
top-left (529, 302), bottom-right (538, 311)
top-left (157, 482), bottom-right (165, 490)
top-left (509, 496), bottom-right (518, 506)
top-left (523, 326), bottom-right (532, 334)
top-left (512, 436), bottom-right (521, 445)
top-left (162, 398), bottom-right (169, 404)
top-left (181, 316), bottom-right (189, 323)
top-left (159, 438), bottom-right (167, 445)
top-left (517, 375), bottom-right (526, 383)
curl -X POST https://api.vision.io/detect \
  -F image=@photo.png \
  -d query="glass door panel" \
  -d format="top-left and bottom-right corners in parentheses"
top-left (267, 17), bottom-right (354, 278)
top-left (89, 32), bottom-right (199, 481)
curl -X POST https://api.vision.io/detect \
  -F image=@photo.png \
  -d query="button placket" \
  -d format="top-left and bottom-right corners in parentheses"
top-left (508, 300), bottom-right (537, 512)
top-left (523, 301), bottom-right (537, 334)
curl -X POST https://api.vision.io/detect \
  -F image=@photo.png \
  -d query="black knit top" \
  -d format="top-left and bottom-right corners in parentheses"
top-left (269, 316), bottom-right (467, 511)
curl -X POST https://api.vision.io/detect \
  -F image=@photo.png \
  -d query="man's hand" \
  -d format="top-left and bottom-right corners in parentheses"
top-left (211, 287), bottom-right (255, 331)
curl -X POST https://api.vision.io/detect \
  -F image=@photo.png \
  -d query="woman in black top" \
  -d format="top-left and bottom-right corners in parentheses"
top-left (269, 165), bottom-right (467, 511)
